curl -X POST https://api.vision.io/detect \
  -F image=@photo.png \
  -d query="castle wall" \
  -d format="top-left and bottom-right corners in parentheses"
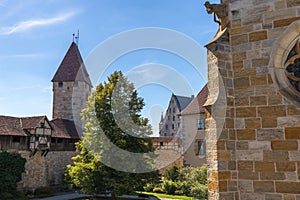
top-left (17, 151), bottom-right (77, 191)
top-left (206, 0), bottom-right (300, 199)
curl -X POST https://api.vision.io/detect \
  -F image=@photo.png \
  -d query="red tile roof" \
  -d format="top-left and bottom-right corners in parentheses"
top-left (0, 115), bottom-right (80, 139)
top-left (50, 118), bottom-right (80, 139)
top-left (52, 42), bottom-right (92, 86)
top-left (0, 115), bottom-right (46, 136)
top-left (181, 84), bottom-right (208, 115)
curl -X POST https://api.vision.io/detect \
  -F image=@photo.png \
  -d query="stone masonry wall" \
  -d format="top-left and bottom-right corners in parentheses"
top-left (205, 0), bottom-right (300, 199)
top-left (17, 151), bottom-right (77, 191)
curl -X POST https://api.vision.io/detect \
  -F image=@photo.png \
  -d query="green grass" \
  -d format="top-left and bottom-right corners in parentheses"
top-left (141, 192), bottom-right (193, 200)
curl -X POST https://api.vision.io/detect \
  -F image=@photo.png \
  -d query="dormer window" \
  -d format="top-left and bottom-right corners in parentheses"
top-left (58, 82), bottom-right (63, 87)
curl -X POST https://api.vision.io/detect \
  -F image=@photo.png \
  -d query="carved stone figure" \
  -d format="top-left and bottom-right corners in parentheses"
top-left (204, 1), bottom-right (229, 31)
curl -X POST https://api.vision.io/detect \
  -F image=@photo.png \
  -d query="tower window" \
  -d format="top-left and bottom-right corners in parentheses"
top-left (73, 81), bottom-right (78, 87)
top-left (58, 82), bottom-right (63, 87)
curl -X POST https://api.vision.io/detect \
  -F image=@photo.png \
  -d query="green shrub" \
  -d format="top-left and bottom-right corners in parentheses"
top-left (177, 181), bottom-right (190, 196)
top-left (165, 166), bottom-right (179, 181)
top-left (190, 183), bottom-right (207, 199)
top-left (143, 183), bottom-right (154, 192)
top-left (162, 180), bottom-right (177, 194)
top-left (153, 187), bottom-right (163, 193)
top-left (0, 152), bottom-right (26, 196)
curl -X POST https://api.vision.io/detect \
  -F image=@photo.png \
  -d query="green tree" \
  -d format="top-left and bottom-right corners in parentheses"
top-left (0, 151), bottom-right (26, 198)
top-left (66, 71), bottom-right (160, 199)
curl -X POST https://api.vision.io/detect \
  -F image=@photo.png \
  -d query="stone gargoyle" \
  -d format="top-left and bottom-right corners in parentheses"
top-left (204, 1), bottom-right (229, 31)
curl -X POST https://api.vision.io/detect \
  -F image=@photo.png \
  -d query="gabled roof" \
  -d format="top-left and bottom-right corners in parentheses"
top-left (52, 42), bottom-right (92, 86)
top-left (50, 118), bottom-right (80, 139)
top-left (173, 94), bottom-right (194, 112)
top-left (181, 84), bottom-right (208, 115)
top-left (0, 115), bottom-right (47, 136)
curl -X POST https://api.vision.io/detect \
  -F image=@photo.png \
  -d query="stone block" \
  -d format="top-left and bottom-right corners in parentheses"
top-left (257, 128), bottom-right (284, 140)
top-left (278, 117), bottom-right (300, 127)
top-left (264, 150), bottom-right (289, 161)
top-left (260, 172), bottom-right (286, 180)
top-left (238, 180), bottom-right (253, 192)
top-left (238, 161), bottom-right (253, 170)
top-left (249, 31), bottom-right (268, 42)
top-left (253, 181), bottom-right (275, 192)
top-left (234, 76), bottom-right (250, 89)
top-left (289, 151), bottom-right (300, 161)
top-left (276, 162), bottom-right (296, 172)
top-left (235, 97), bottom-right (250, 106)
top-left (236, 107), bottom-right (257, 118)
top-left (236, 150), bottom-right (263, 161)
top-left (245, 118), bottom-right (261, 129)
top-left (266, 194), bottom-right (284, 200)
top-left (268, 95), bottom-right (283, 105)
top-left (258, 106), bottom-right (287, 117)
top-left (287, 105), bottom-right (300, 115)
top-left (237, 129), bottom-right (256, 140)
top-left (249, 141), bottom-right (271, 150)
top-left (262, 117), bottom-right (278, 128)
top-left (234, 68), bottom-right (256, 78)
top-left (254, 161), bottom-right (275, 171)
top-left (251, 75), bottom-right (268, 85)
top-left (252, 58), bottom-right (270, 67)
top-left (250, 96), bottom-right (267, 106)
top-left (285, 127), bottom-right (300, 139)
top-left (276, 182), bottom-right (300, 194)
top-left (237, 141), bottom-right (249, 150)
top-left (233, 52), bottom-right (247, 62)
top-left (271, 141), bottom-right (298, 150)
top-left (231, 34), bottom-right (249, 45)
top-left (239, 170), bottom-right (259, 180)
top-left (274, 16), bottom-right (300, 28)
top-left (287, 0), bottom-right (300, 7)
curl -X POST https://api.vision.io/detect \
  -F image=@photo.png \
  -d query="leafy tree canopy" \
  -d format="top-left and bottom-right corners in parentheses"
top-left (66, 71), bottom-right (160, 198)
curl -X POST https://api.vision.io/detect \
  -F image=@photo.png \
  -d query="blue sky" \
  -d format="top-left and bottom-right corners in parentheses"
top-left (0, 0), bottom-right (218, 135)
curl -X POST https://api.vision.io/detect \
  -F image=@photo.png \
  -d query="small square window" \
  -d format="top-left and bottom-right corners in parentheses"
top-left (58, 82), bottom-right (63, 87)
top-left (73, 81), bottom-right (78, 87)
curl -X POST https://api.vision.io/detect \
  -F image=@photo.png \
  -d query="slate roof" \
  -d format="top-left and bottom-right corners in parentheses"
top-left (181, 84), bottom-right (208, 115)
top-left (50, 118), bottom-right (80, 139)
top-left (52, 42), bottom-right (92, 86)
top-left (0, 115), bottom-right (80, 139)
top-left (0, 116), bottom-right (46, 136)
top-left (173, 95), bottom-right (194, 112)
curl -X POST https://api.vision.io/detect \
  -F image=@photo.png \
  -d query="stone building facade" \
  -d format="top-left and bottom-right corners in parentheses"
top-left (159, 94), bottom-right (194, 136)
top-left (181, 84), bottom-right (208, 167)
top-left (204, 0), bottom-right (300, 199)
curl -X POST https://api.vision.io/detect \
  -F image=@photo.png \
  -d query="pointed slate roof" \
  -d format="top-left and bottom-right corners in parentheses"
top-left (52, 42), bottom-right (92, 86)
top-left (173, 94), bottom-right (194, 112)
top-left (181, 84), bottom-right (208, 115)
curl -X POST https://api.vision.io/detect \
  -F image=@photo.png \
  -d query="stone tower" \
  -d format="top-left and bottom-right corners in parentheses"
top-left (52, 42), bottom-right (92, 134)
top-left (204, 0), bottom-right (300, 199)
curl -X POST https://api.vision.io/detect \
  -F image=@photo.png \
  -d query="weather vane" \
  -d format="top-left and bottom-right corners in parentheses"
top-left (72, 30), bottom-right (80, 45)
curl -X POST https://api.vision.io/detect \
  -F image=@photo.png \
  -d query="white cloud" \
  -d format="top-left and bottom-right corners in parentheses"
top-left (0, 12), bottom-right (76, 35)
top-left (0, 53), bottom-right (44, 59)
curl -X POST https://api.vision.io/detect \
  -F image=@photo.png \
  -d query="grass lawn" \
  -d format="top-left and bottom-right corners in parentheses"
top-left (141, 192), bottom-right (193, 200)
